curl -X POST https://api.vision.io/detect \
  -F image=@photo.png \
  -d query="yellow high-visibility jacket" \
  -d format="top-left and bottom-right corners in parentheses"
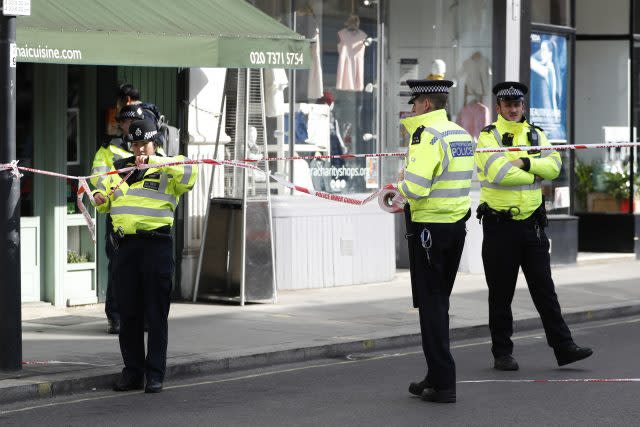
top-left (474, 114), bottom-right (561, 220)
top-left (90, 141), bottom-right (131, 192)
top-left (398, 109), bottom-right (474, 223)
top-left (95, 155), bottom-right (197, 235)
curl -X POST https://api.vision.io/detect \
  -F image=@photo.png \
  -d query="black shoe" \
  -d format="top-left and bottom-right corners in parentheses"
top-left (145, 379), bottom-right (163, 393)
top-left (107, 319), bottom-right (120, 335)
top-left (555, 344), bottom-right (593, 366)
top-left (409, 378), bottom-right (432, 397)
top-left (421, 388), bottom-right (456, 403)
top-left (494, 355), bottom-right (519, 371)
top-left (113, 375), bottom-right (144, 392)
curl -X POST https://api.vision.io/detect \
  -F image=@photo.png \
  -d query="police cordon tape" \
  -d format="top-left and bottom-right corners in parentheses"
top-left (3, 140), bottom-right (640, 241)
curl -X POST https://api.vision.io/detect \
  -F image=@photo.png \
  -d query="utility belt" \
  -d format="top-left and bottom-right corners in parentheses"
top-left (476, 201), bottom-right (548, 227)
top-left (110, 226), bottom-right (172, 251)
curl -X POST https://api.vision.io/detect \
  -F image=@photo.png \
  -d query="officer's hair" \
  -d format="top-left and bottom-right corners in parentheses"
top-left (421, 93), bottom-right (448, 109)
top-left (117, 84), bottom-right (140, 103)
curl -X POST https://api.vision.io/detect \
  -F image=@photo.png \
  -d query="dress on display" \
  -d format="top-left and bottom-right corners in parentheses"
top-left (459, 52), bottom-right (492, 102)
top-left (308, 29), bottom-right (324, 100)
top-left (456, 101), bottom-right (490, 139)
top-left (336, 28), bottom-right (367, 91)
top-left (264, 69), bottom-right (288, 117)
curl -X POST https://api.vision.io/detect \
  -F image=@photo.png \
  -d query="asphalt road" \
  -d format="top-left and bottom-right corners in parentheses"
top-left (1, 316), bottom-right (640, 426)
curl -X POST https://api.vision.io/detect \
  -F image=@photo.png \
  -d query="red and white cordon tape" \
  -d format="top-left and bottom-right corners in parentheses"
top-left (2, 141), bottom-right (640, 240)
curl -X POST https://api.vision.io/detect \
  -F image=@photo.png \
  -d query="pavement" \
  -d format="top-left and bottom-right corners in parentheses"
top-left (1, 253), bottom-right (639, 404)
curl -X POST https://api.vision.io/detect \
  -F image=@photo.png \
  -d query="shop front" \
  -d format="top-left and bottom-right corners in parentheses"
top-left (15, 0), bottom-right (309, 306)
top-left (520, 0), bottom-right (640, 255)
top-left (233, 0), bottom-right (510, 286)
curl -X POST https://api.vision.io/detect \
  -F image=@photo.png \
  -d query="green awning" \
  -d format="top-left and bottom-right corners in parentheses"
top-left (16, 0), bottom-right (309, 69)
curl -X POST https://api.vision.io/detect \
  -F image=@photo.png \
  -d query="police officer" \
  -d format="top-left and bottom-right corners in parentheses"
top-left (475, 82), bottom-right (593, 371)
top-left (94, 119), bottom-right (197, 393)
top-left (399, 79), bottom-right (474, 403)
top-left (90, 104), bottom-right (145, 334)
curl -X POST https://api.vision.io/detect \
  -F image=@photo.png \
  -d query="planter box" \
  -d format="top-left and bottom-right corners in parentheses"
top-left (577, 213), bottom-right (636, 252)
top-left (65, 262), bottom-right (97, 306)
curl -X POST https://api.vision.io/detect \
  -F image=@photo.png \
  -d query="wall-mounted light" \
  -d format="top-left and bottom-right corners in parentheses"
top-left (364, 83), bottom-right (377, 93)
top-left (363, 0), bottom-right (378, 6)
top-left (364, 37), bottom-right (378, 47)
top-left (362, 133), bottom-right (377, 141)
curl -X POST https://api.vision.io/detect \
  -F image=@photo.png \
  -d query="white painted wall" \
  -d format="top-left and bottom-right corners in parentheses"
top-left (271, 196), bottom-right (395, 289)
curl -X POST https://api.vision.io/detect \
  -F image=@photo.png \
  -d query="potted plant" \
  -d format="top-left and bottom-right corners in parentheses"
top-left (602, 171), bottom-right (640, 213)
top-left (574, 160), bottom-right (594, 212)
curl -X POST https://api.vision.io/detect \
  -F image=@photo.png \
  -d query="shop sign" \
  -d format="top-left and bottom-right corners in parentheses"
top-left (3, 0), bottom-right (31, 16)
top-left (530, 32), bottom-right (568, 141)
top-left (249, 50), bottom-right (304, 67)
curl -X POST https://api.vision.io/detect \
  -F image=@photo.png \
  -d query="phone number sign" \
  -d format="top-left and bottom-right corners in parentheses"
top-left (249, 51), bottom-right (304, 67)
top-left (3, 0), bottom-right (31, 16)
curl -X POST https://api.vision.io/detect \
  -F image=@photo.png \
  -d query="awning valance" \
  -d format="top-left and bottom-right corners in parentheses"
top-left (16, 0), bottom-right (309, 69)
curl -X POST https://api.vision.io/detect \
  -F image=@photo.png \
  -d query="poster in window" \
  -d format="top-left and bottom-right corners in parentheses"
top-left (530, 33), bottom-right (568, 141)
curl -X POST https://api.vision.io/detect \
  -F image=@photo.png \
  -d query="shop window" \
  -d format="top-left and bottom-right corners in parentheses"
top-left (574, 40), bottom-right (633, 213)
top-left (263, 0), bottom-right (379, 195)
top-left (532, 0), bottom-right (571, 27)
top-left (576, 0), bottom-right (629, 35)
top-left (383, 0), bottom-right (493, 185)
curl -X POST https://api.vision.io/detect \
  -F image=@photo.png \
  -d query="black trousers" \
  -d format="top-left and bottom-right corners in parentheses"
top-left (482, 216), bottom-right (573, 357)
top-left (408, 218), bottom-right (466, 391)
top-left (104, 215), bottom-right (119, 323)
top-left (114, 235), bottom-right (174, 382)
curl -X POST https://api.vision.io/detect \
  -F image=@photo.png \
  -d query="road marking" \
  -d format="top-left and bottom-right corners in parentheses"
top-left (460, 378), bottom-right (640, 384)
top-left (2, 316), bottom-right (639, 416)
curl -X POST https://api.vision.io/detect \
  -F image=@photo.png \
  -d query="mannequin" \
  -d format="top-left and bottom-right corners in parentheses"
top-left (427, 59), bottom-right (446, 81)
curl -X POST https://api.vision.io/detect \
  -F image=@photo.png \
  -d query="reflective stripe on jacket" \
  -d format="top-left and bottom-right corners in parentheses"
top-left (95, 155), bottom-right (198, 235)
top-left (397, 109), bottom-right (474, 223)
top-left (474, 114), bottom-right (561, 220)
top-left (90, 142), bottom-right (131, 191)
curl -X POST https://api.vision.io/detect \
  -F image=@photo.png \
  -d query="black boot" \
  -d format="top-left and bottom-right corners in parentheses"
top-left (409, 377), bottom-right (432, 397)
top-left (421, 388), bottom-right (456, 403)
top-left (494, 355), bottom-right (519, 371)
top-left (113, 374), bottom-right (144, 392)
top-left (107, 319), bottom-right (120, 335)
top-left (555, 344), bottom-right (593, 366)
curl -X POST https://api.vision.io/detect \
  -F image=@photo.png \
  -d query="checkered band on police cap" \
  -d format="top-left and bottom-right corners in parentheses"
top-left (492, 81), bottom-right (528, 99)
top-left (126, 119), bottom-right (158, 142)
top-left (117, 105), bottom-right (145, 122)
top-left (407, 79), bottom-right (453, 95)
top-left (496, 87), bottom-right (524, 98)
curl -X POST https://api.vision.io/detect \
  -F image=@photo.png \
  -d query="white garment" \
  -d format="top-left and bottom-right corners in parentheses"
top-left (300, 103), bottom-right (330, 149)
top-left (264, 69), bottom-right (289, 117)
top-left (459, 54), bottom-right (492, 99)
top-left (336, 28), bottom-right (367, 91)
top-left (307, 29), bottom-right (324, 99)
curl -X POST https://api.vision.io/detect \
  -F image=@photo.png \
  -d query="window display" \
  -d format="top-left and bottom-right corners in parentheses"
top-left (383, 0), bottom-right (493, 185)
top-left (260, 0), bottom-right (378, 195)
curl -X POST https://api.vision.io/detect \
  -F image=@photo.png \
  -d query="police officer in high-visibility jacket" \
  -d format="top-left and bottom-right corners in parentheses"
top-left (94, 119), bottom-right (197, 393)
top-left (398, 79), bottom-right (474, 404)
top-left (90, 104), bottom-right (146, 335)
top-left (475, 81), bottom-right (592, 372)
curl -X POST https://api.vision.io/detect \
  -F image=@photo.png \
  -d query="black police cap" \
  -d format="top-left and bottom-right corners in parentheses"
top-left (117, 104), bottom-right (146, 122)
top-left (406, 79), bottom-right (453, 104)
top-left (493, 81), bottom-right (528, 100)
top-left (126, 119), bottom-right (159, 143)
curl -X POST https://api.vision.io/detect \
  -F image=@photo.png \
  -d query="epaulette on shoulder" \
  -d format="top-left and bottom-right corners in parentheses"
top-left (481, 124), bottom-right (496, 133)
top-left (532, 124), bottom-right (544, 132)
